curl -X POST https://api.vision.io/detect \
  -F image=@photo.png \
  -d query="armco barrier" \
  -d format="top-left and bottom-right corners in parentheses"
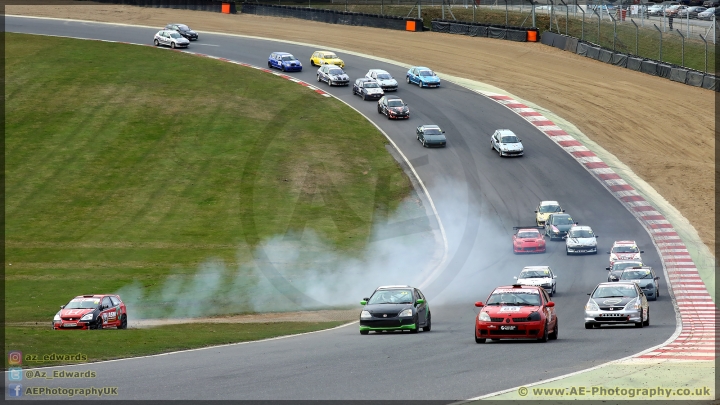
top-left (641, 60), bottom-right (658, 76)
top-left (487, 27), bottom-right (507, 40)
top-left (702, 74), bottom-right (718, 91)
top-left (627, 56), bottom-right (643, 71)
top-left (506, 29), bottom-right (527, 42)
top-left (432, 19), bottom-right (534, 44)
top-left (91, 0), bottom-right (226, 12)
top-left (687, 70), bottom-right (705, 87)
top-left (656, 63), bottom-right (672, 79)
top-left (670, 67), bottom-right (688, 84)
top-left (241, 3), bottom-right (422, 31)
top-left (468, 25), bottom-right (488, 37)
top-left (586, 46), bottom-right (600, 60)
top-left (535, 30), bottom-right (717, 90)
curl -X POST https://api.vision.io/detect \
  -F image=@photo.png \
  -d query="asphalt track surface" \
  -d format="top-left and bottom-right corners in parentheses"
top-left (7, 17), bottom-right (677, 400)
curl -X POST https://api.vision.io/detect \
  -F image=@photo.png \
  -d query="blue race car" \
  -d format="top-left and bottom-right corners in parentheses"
top-left (268, 52), bottom-right (302, 72)
top-left (406, 66), bottom-right (440, 88)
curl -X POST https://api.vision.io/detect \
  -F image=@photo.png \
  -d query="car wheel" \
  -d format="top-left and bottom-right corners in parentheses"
top-left (475, 332), bottom-right (486, 344)
top-left (566, 248), bottom-right (570, 256)
top-left (360, 330), bottom-right (369, 335)
top-left (656, 286), bottom-right (660, 298)
top-left (418, 80), bottom-right (423, 88)
top-left (362, 93), bottom-right (366, 101)
top-left (154, 39), bottom-right (159, 46)
top-left (491, 142), bottom-right (494, 150)
top-left (552, 285), bottom-right (556, 296)
top-left (281, 65), bottom-right (286, 72)
top-left (537, 322), bottom-right (549, 342)
top-left (317, 75), bottom-right (321, 82)
top-left (268, 61), bottom-right (272, 68)
top-left (549, 319), bottom-right (558, 340)
top-left (416, 134), bottom-right (420, 140)
top-left (422, 139), bottom-right (427, 148)
top-left (378, 106), bottom-right (382, 114)
top-left (584, 323), bottom-right (593, 329)
top-left (406, 76), bottom-right (410, 83)
top-left (635, 318), bottom-right (644, 328)
top-left (310, 60), bottom-right (315, 66)
top-left (95, 319), bottom-right (103, 330)
top-left (423, 313), bottom-right (431, 332)
top-left (643, 308), bottom-right (650, 326)
top-left (498, 148), bottom-right (503, 157)
top-left (328, 80), bottom-right (333, 86)
top-left (410, 320), bottom-right (419, 333)
top-left (171, 42), bottom-right (176, 49)
top-left (549, 289), bottom-right (553, 297)
top-left (117, 314), bottom-right (127, 330)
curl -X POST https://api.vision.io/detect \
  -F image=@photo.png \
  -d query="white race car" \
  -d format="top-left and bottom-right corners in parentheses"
top-left (565, 225), bottom-right (599, 255)
top-left (365, 69), bottom-right (398, 91)
top-left (513, 266), bottom-right (557, 297)
top-left (608, 240), bottom-right (644, 267)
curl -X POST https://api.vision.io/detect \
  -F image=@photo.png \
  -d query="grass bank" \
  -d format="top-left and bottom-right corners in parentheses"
top-left (5, 32), bottom-right (415, 364)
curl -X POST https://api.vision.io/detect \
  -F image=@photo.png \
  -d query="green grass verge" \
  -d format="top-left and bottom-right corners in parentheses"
top-left (302, 3), bottom-right (716, 73)
top-left (5, 33), bottom-right (416, 359)
top-left (5, 322), bottom-right (346, 368)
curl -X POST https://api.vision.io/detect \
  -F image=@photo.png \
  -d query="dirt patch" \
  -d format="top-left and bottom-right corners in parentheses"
top-left (7, 5), bottom-right (714, 254)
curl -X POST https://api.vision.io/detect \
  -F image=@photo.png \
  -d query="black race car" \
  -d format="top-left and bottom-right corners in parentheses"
top-left (377, 95), bottom-right (409, 120)
top-left (164, 23), bottom-right (199, 40)
top-left (544, 213), bottom-right (577, 240)
top-left (352, 78), bottom-right (384, 100)
top-left (359, 285), bottom-right (431, 334)
top-left (416, 124), bottom-right (446, 148)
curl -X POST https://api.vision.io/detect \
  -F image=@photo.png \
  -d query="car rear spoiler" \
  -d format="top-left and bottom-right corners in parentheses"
top-left (513, 226), bottom-right (544, 231)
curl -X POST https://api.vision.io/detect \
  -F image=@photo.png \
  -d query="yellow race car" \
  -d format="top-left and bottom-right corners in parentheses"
top-left (535, 200), bottom-right (564, 226)
top-left (310, 50), bottom-right (345, 68)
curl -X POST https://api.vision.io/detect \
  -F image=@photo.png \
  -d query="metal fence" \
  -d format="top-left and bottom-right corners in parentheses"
top-left (258, 0), bottom-right (717, 73)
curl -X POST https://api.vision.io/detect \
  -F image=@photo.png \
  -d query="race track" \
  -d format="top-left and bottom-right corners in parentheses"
top-left (6, 16), bottom-right (677, 400)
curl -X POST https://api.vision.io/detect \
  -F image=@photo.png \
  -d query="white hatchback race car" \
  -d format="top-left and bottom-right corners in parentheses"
top-left (513, 266), bottom-right (557, 296)
top-left (565, 225), bottom-right (599, 255)
top-left (608, 240), bottom-right (644, 267)
top-left (153, 30), bottom-right (190, 49)
top-left (365, 69), bottom-right (398, 91)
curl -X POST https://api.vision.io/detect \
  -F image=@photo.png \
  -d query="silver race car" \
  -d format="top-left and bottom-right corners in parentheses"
top-left (584, 282), bottom-right (649, 329)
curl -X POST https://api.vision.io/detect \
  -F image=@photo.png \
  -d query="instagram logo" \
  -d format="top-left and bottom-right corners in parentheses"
top-left (8, 351), bottom-right (22, 366)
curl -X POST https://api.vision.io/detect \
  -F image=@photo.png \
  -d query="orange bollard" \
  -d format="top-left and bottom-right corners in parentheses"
top-left (527, 30), bottom-right (538, 42)
top-left (221, 3), bottom-right (230, 14)
top-left (406, 20), bottom-right (417, 32)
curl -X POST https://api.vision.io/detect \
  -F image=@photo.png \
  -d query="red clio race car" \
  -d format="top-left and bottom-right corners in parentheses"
top-left (512, 226), bottom-right (546, 254)
top-left (53, 295), bottom-right (127, 330)
top-left (474, 284), bottom-right (558, 343)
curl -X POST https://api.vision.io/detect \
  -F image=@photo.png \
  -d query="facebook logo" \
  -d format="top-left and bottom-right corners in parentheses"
top-left (8, 367), bottom-right (22, 381)
top-left (8, 383), bottom-right (23, 398)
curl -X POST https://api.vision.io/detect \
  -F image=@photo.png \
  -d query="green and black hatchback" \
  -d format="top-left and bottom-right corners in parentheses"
top-left (359, 285), bottom-right (431, 335)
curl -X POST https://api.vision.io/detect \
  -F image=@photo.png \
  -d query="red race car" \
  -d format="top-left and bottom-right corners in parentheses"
top-left (512, 226), bottom-right (546, 254)
top-left (53, 295), bottom-right (128, 330)
top-left (474, 284), bottom-right (558, 343)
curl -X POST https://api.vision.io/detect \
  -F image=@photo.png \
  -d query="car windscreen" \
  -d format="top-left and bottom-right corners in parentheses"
top-left (517, 231), bottom-right (539, 238)
top-left (538, 204), bottom-right (560, 213)
top-left (387, 100), bottom-right (404, 107)
top-left (64, 298), bottom-right (100, 309)
top-left (568, 229), bottom-right (593, 238)
top-left (178, 24), bottom-right (190, 30)
top-left (486, 290), bottom-right (541, 306)
top-left (621, 270), bottom-right (653, 280)
top-left (377, 73), bottom-right (392, 79)
top-left (368, 289), bottom-right (414, 304)
top-left (364, 82), bottom-right (379, 88)
top-left (612, 261), bottom-right (643, 270)
top-left (519, 270), bottom-right (550, 278)
top-left (551, 215), bottom-right (573, 225)
top-left (281, 55), bottom-right (295, 61)
top-left (324, 54), bottom-right (338, 59)
top-left (170, 33), bottom-right (183, 38)
top-left (592, 285), bottom-right (638, 298)
top-left (424, 128), bottom-right (442, 135)
top-left (501, 136), bottom-right (519, 143)
top-left (328, 69), bottom-right (343, 75)
top-left (612, 246), bottom-right (639, 253)
top-left (418, 70), bottom-right (434, 76)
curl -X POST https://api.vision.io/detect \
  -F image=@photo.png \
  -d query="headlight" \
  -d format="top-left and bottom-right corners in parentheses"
top-left (478, 312), bottom-right (491, 322)
top-left (360, 310), bottom-right (372, 319)
top-left (625, 299), bottom-right (642, 310)
top-left (585, 300), bottom-right (599, 311)
top-left (399, 309), bottom-right (413, 317)
top-left (53, 313), bottom-right (61, 321)
top-left (80, 313), bottom-right (94, 321)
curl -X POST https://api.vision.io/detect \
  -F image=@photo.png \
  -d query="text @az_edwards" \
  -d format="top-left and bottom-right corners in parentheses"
top-left (518, 385), bottom-right (713, 398)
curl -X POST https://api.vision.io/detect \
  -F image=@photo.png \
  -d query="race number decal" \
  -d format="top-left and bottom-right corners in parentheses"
top-left (499, 306), bottom-right (522, 313)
